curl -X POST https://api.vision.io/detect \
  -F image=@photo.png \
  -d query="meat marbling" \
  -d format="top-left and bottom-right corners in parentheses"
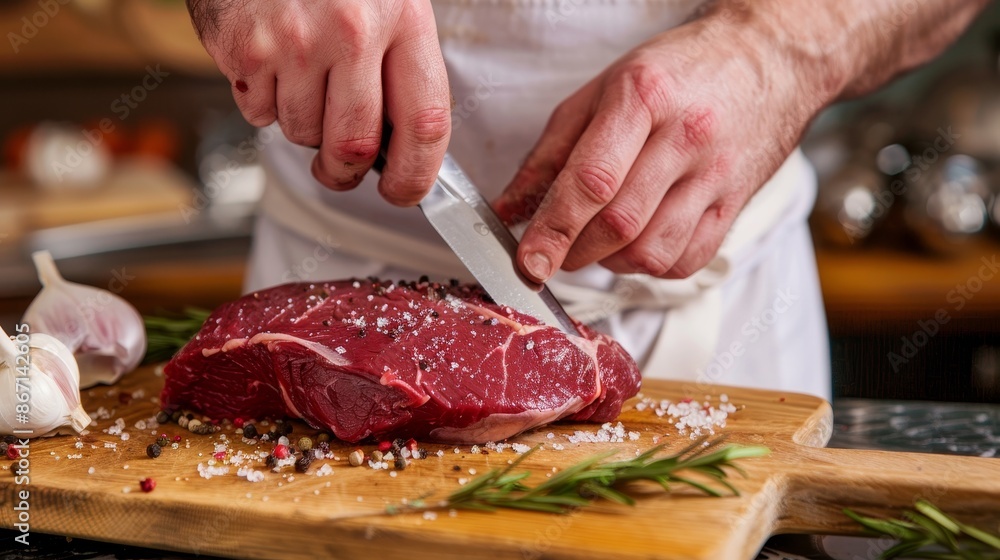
top-left (161, 279), bottom-right (641, 443)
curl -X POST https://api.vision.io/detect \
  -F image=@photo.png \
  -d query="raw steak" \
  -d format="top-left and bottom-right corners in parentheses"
top-left (161, 279), bottom-right (641, 443)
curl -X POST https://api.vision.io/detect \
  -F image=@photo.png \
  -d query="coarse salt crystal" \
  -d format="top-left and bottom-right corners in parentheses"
top-left (511, 443), bottom-right (531, 454)
top-left (335, 346), bottom-right (347, 355)
top-left (389, 471), bottom-right (397, 478)
top-left (87, 467), bottom-right (95, 475)
top-left (423, 511), bottom-right (437, 520)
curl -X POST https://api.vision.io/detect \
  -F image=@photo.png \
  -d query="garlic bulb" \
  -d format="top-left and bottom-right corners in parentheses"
top-left (0, 325), bottom-right (91, 436)
top-left (22, 251), bottom-right (147, 388)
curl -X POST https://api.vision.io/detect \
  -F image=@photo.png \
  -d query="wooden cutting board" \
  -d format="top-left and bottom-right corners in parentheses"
top-left (1, 365), bottom-right (997, 560)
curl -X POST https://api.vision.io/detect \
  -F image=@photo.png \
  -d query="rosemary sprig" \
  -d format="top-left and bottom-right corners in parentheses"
top-left (845, 500), bottom-right (1000, 559)
top-left (143, 307), bottom-right (211, 363)
top-left (391, 436), bottom-right (769, 515)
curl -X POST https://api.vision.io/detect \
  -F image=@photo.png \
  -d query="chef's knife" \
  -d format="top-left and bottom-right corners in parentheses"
top-left (370, 126), bottom-right (579, 335)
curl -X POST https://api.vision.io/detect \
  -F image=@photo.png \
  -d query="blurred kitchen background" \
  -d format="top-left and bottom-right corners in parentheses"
top-left (1, 0), bottom-right (999, 405)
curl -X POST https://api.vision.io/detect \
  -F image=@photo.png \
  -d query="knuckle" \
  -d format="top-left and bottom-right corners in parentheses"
top-left (536, 219), bottom-right (575, 254)
top-left (403, 107), bottom-right (452, 147)
top-left (572, 161), bottom-right (620, 206)
top-left (328, 135), bottom-right (382, 164)
top-left (333, 7), bottom-right (372, 55)
top-left (622, 60), bottom-right (672, 115)
top-left (595, 205), bottom-right (642, 244)
top-left (623, 249), bottom-right (672, 277)
top-left (680, 106), bottom-right (717, 151)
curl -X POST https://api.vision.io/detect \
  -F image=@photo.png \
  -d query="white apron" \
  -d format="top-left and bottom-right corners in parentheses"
top-left (245, 0), bottom-right (832, 400)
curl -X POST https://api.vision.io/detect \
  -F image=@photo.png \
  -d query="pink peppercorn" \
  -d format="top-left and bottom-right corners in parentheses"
top-left (273, 444), bottom-right (290, 460)
top-left (233, 418), bottom-right (245, 429)
top-left (139, 478), bottom-right (156, 492)
top-left (377, 441), bottom-right (392, 453)
top-left (6, 445), bottom-right (18, 460)
top-left (173, 435), bottom-right (182, 443)
top-left (213, 451), bottom-right (226, 461)
top-left (405, 438), bottom-right (418, 451)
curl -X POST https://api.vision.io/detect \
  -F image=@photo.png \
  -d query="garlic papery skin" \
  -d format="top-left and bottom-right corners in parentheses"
top-left (0, 326), bottom-right (91, 436)
top-left (22, 250), bottom-right (147, 388)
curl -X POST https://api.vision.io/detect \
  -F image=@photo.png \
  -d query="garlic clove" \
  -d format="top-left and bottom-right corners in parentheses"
top-left (0, 327), bottom-right (91, 436)
top-left (22, 250), bottom-right (147, 388)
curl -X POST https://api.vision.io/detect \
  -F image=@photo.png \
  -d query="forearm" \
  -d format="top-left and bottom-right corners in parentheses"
top-left (709, 0), bottom-right (991, 105)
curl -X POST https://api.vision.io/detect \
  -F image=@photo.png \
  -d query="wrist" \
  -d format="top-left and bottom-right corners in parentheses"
top-left (700, 0), bottom-right (851, 111)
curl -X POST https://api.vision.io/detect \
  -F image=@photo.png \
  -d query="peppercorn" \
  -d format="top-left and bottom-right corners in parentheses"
top-left (318, 441), bottom-right (330, 453)
top-left (316, 433), bottom-right (330, 444)
top-left (155, 410), bottom-right (170, 424)
top-left (3, 435), bottom-right (15, 445)
top-left (156, 435), bottom-right (169, 447)
top-left (348, 449), bottom-right (364, 467)
top-left (0, 442), bottom-right (7, 456)
top-left (172, 435), bottom-right (182, 443)
top-left (177, 416), bottom-right (189, 429)
top-left (297, 437), bottom-right (313, 452)
top-left (273, 444), bottom-right (290, 460)
top-left (295, 455), bottom-right (312, 473)
top-left (192, 423), bottom-right (213, 435)
top-left (452, 465), bottom-right (461, 472)
top-left (378, 441), bottom-right (392, 453)
top-left (393, 455), bottom-right (406, 470)
top-left (233, 417), bottom-right (245, 429)
top-left (146, 444), bottom-right (161, 459)
top-left (265, 455), bottom-right (278, 469)
top-left (416, 448), bottom-right (428, 460)
top-left (242, 424), bottom-right (258, 439)
top-left (139, 478), bottom-right (156, 493)
top-left (186, 419), bottom-right (203, 433)
top-left (358, 328), bottom-right (367, 338)
top-left (419, 360), bottom-right (429, 370)
top-left (392, 438), bottom-right (406, 451)
top-left (370, 450), bottom-right (383, 463)
top-left (170, 410), bottom-right (183, 423)
top-left (6, 445), bottom-right (18, 460)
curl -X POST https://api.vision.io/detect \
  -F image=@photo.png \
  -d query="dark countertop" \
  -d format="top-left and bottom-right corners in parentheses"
top-left (1, 399), bottom-right (997, 560)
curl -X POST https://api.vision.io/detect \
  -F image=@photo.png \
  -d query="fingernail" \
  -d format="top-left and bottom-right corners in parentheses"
top-left (524, 252), bottom-right (552, 282)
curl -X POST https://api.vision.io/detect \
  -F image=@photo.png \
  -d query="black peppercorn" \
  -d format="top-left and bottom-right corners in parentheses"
top-left (3, 435), bottom-right (15, 445)
top-left (394, 455), bottom-right (406, 470)
top-left (431, 311), bottom-right (439, 318)
top-left (242, 424), bottom-right (258, 439)
top-left (295, 455), bottom-right (312, 473)
top-left (0, 442), bottom-right (8, 456)
top-left (392, 438), bottom-right (405, 451)
top-left (146, 444), bottom-right (161, 459)
top-left (265, 455), bottom-right (278, 469)
top-left (419, 360), bottom-right (429, 371)
top-left (155, 410), bottom-right (170, 424)
top-left (452, 465), bottom-right (461, 472)
top-left (358, 328), bottom-right (367, 338)
top-left (156, 435), bottom-right (170, 447)
top-left (417, 448), bottom-right (428, 459)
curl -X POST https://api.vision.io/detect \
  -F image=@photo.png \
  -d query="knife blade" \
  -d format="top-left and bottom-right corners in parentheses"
top-left (370, 128), bottom-right (579, 335)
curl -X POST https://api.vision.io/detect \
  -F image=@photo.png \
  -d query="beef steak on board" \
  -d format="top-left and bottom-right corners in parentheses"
top-left (161, 279), bottom-right (641, 443)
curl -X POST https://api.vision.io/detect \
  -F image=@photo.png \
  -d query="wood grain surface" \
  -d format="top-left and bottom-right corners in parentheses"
top-left (1, 365), bottom-right (997, 560)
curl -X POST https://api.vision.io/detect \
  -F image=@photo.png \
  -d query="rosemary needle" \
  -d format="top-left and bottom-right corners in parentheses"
top-left (845, 500), bottom-right (1000, 559)
top-left (394, 436), bottom-right (770, 515)
top-left (143, 307), bottom-right (211, 363)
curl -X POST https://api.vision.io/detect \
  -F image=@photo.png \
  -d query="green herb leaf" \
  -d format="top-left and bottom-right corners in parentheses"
top-left (391, 436), bottom-right (769, 516)
top-left (845, 501), bottom-right (1000, 559)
